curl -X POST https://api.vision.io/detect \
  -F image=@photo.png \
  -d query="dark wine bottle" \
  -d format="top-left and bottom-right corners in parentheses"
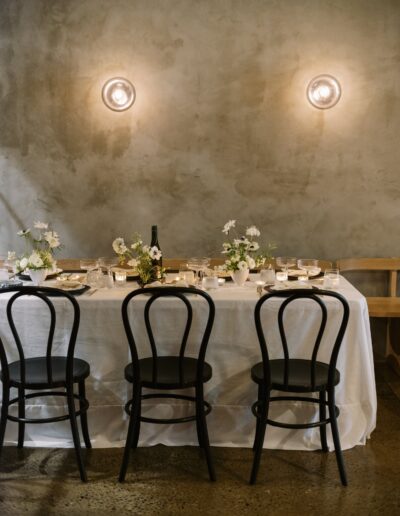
top-left (150, 225), bottom-right (162, 278)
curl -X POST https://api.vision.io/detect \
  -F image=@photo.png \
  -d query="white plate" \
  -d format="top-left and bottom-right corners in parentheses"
top-left (287, 268), bottom-right (321, 278)
top-left (45, 280), bottom-right (88, 292)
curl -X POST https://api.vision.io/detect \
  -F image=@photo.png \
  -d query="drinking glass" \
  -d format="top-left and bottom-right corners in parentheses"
top-left (187, 257), bottom-right (210, 285)
top-left (87, 269), bottom-right (104, 288)
top-left (276, 271), bottom-right (288, 282)
top-left (80, 259), bottom-right (99, 283)
top-left (276, 257), bottom-right (297, 273)
top-left (259, 268), bottom-right (275, 285)
top-left (98, 257), bottom-right (119, 288)
top-left (179, 266), bottom-right (195, 284)
top-left (323, 268), bottom-right (340, 289)
top-left (297, 259), bottom-right (319, 280)
top-left (80, 259), bottom-right (98, 272)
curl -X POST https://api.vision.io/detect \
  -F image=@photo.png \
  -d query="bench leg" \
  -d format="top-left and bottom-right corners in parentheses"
top-left (386, 319), bottom-right (400, 376)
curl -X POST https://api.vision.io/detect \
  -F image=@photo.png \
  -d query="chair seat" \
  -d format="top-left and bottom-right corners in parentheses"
top-left (251, 358), bottom-right (340, 392)
top-left (124, 356), bottom-right (212, 389)
top-left (2, 356), bottom-right (90, 389)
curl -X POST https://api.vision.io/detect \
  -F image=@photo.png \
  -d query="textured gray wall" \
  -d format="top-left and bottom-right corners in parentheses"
top-left (0, 0), bottom-right (399, 260)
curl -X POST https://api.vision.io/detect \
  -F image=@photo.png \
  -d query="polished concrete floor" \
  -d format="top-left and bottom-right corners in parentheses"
top-left (0, 363), bottom-right (399, 516)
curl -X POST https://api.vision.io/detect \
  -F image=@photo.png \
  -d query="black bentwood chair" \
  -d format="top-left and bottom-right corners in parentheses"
top-left (119, 286), bottom-right (216, 482)
top-left (0, 286), bottom-right (91, 482)
top-left (250, 289), bottom-right (350, 486)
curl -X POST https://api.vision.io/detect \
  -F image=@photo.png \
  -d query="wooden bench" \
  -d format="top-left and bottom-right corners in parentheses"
top-left (338, 258), bottom-right (400, 374)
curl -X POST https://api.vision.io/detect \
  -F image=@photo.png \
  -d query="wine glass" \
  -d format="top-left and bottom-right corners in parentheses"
top-left (297, 259), bottom-right (319, 281)
top-left (98, 257), bottom-right (119, 288)
top-left (98, 257), bottom-right (118, 276)
top-left (80, 259), bottom-right (99, 282)
top-left (187, 257), bottom-right (210, 285)
top-left (276, 257), bottom-right (297, 273)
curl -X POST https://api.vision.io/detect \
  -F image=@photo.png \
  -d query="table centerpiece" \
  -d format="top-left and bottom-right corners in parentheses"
top-left (112, 234), bottom-right (164, 286)
top-left (221, 220), bottom-right (276, 286)
top-left (10, 221), bottom-right (62, 285)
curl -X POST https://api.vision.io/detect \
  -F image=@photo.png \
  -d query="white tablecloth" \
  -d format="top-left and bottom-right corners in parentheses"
top-left (0, 276), bottom-right (376, 451)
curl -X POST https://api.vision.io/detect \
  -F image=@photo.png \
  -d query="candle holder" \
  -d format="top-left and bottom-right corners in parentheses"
top-left (115, 270), bottom-right (127, 286)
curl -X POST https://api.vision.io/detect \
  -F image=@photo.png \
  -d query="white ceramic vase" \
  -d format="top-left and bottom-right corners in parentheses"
top-left (28, 268), bottom-right (47, 286)
top-left (230, 268), bottom-right (249, 286)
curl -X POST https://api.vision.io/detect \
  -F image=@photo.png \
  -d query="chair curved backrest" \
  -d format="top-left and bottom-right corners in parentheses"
top-left (121, 286), bottom-right (215, 386)
top-left (254, 289), bottom-right (350, 390)
top-left (0, 286), bottom-right (80, 386)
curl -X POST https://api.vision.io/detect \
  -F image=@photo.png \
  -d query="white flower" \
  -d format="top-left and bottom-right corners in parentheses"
top-left (222, 242), bottom-right (232, 254)
top-left (19, 257), bottom-right (28, 270)
top-left (222, 220), bottom-right (236, 234)
top-left (34, 221), bottom-right (48, 229)
top-left (234, 237), bottom-right (250, 247)
top-left (17, 229), bottom-right (30, 236)
top-left (29, 252), bottom-right (44, 268)
top-left (238, 260), bottom-right (249, 271)
top-left (7, 251), bottom-right (16, 260)
top-left (44, 231), bottom-right (60, 248)
top-left (131, 240), bottom-right (142, 250)
top-left (248, 241), bottom-right (259, 251)
top-left (149, 246), bottom-right (162, 260)
top-left (246, 225), bottom-right (260, 237)
top-left (127, 258), bottom-right (138, 268)
top-left (112, 237), bottom-right (128, 255)
top-left (246, 256), bottom-right (256, 269)
top-left (142, 245), bottom-right (150, 254)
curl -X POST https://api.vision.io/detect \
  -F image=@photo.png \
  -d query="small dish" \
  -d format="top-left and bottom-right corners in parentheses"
top-left (287, 268), bottom-right (323, 280)
top-left (45, 280), bottom-right (90, 295)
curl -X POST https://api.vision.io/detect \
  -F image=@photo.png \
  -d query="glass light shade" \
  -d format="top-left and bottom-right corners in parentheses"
top-left (307, 75), bottom-right (341, 109)
top-left (102, 77), bottom-right (136, 111)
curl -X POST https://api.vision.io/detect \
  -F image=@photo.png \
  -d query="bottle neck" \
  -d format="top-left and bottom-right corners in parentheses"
top-left (151, 225), bottom-right (159, 247)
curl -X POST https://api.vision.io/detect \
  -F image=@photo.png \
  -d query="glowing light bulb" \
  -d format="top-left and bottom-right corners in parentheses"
top-left (102, 78), bottom-right (136, 111)
top-left (111, 86), bottom-right (128, 105)
top-left (307, 75), bottom-right (341, 109)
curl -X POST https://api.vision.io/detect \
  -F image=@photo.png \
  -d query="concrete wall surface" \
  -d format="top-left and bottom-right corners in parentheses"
top-left (0, 0), bottom-right (399, 260)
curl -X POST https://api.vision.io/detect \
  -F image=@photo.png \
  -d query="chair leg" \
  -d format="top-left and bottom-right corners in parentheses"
top-left (78, 381), bottom-right (92, 449)
top-left (66, 385), bottom-right (87, 482)
top-left (131, 388), bottom-right (142, 449)
top-left (119, 390), bottom-right (141, 482)
top-left (17, 387), bottom-right (25, 448)
top-left (253, 383), bottom-right (265, 451)
top-left (328, 389), bottom-right (347, 486)
top-left (0, 383), bottom-right (10, 451)
top-left (250, 392), bottom-right (269, 485)
top-left (196, 385), bottom-right (216, 481)
top-left (195, 388), bottom-right (204, 449)
top-left (319, 390), bottom-right (328, 452)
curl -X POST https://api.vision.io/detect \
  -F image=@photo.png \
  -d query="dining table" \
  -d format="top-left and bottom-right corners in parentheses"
top-left (0, 273), bottom-right (376, 451)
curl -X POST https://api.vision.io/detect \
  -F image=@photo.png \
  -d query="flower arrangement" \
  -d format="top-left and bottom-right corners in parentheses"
top-left (12, 221), bottom-right (62, 272)
top-left (112, 234), bottom-right (164, 285)
top-left (221, 220), bottom-right (276, 272)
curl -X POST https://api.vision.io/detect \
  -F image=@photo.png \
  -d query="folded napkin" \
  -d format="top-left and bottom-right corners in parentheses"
top-left (272, 280), bottom-right (314, 290)
top-left (144, 280), bottom-right (189, 288)
top-left (54, 280), bottom-right (82, 290)
top-left (144, 281), bottom-right (163, 288)
top-left (288, 268), bottom-right (321, 277)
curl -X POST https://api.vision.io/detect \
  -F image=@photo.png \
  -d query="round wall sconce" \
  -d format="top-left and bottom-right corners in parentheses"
top-left (102, 77), bottom-right (136, 111)
top-left (307, 75), bottom-right (341, 109)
